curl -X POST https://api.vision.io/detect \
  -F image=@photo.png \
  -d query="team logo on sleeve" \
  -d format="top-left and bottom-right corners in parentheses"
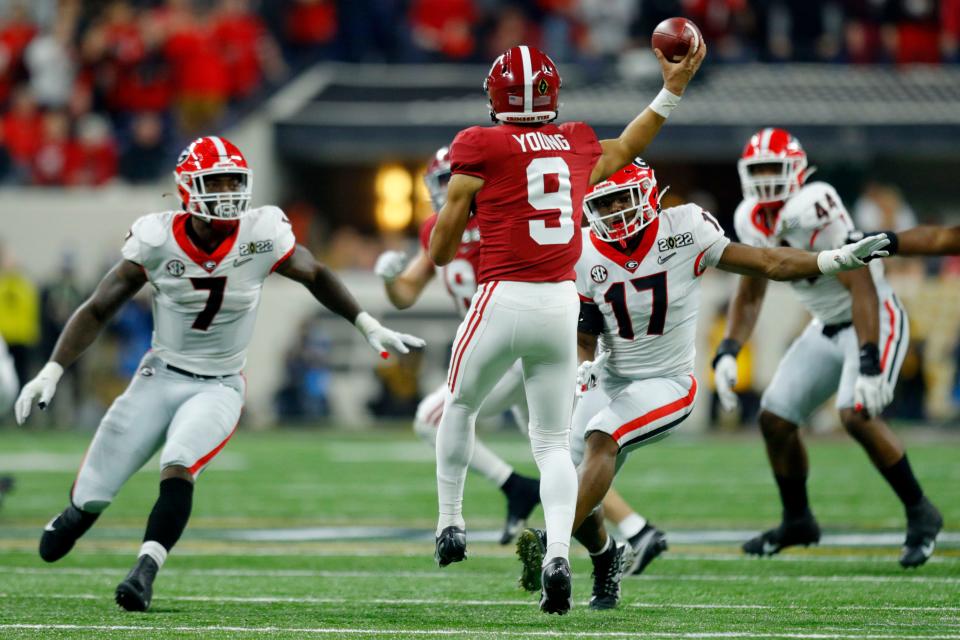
top-left (166, 259), bottom-right (185, 277)
top-left (591, 265), bottom-right (608, 283)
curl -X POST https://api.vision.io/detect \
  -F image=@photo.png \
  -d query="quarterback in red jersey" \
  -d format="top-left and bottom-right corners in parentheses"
top-left (428, 42), bottom-right (705, 614)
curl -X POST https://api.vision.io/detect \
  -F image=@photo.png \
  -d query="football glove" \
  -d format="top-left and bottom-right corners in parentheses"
top-left (576, 350), bottom-right (609, 396)
top-left (355, 312), bottom-right (426, 359)
top-left (854, 343), bottom-right (891, 418)
top-left (816, 234), bottom-right (889, 276)
top-left (374, 251), bottom-right (409, 283)
top-left (712, 339), bottom-right (741, 412)
top-left (15, 362), bottom-right (63, 425)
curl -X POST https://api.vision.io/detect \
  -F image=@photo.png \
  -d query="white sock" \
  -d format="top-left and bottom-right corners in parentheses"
top-left (529, 424), bottom-right (577, 564)
top-left (617, 513), bottom-right (647, 540)
top-left (139, 540), bottom-right (167, 569)
top-left (435, 400), bottom-right (474, 536)
top-left (589, 536), bottom-right (612, 557)
top-left (471, 439), bottom-right (513, 488)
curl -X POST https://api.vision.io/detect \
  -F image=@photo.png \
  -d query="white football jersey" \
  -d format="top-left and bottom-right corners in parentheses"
top-left (733, 182), bottom-right (892, 325)
top-left (122, 206), bottom-right (296, 376)
top-left (576, 204), bottom-right (730, 379)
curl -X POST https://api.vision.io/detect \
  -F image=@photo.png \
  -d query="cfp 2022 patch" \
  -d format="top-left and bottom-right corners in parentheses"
top-left (239, 240), bottom-right (275, 256)
top-left (657, 232), bottom-right (693, 252)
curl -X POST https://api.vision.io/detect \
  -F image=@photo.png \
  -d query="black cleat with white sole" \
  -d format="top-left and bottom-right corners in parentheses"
top-left (39, 504), bottom-right (99, 563)
top-left (499, 473), bottom-right (540, 545)
top-left (115, 555), bottom-right (159, 612)
top-left (626, 524), bottom-right (668, 576)
top-left (434, 526), bottom-right (467, 567)
top-left (516, 527), bottom-right (546, 592)
top-left (589, 542), bottom-right (626, 610)
top-left (743, 512), bottom-right (820, 557)
top-left (900, 497), bottom-right (943, 568)
top-left (540, 557), bottom-right (572, 615)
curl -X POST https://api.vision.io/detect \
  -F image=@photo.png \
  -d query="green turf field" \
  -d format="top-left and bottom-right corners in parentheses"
top-left (0, 428), bottom-right (956, 639)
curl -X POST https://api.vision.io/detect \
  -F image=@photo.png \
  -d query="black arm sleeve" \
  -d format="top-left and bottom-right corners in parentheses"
top-left (578, 301), bottom-right (604, 335)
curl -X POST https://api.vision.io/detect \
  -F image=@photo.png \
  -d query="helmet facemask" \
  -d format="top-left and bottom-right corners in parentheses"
top-left (738, 156), bottom-right (806, 204)
top-left (424, 165), bottom-right (452, 212)
top-left (584, 180), bottom-right (661, 243)
top-left (180, 168), bottom-right (253, 220)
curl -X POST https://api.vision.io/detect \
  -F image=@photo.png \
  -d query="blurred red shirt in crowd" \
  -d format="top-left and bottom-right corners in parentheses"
top-left (212, 0), bottom-right (269, 99)
top-left (409, 0), bottom-right (478, 59)
top-left (0, 6), bottom-right (38, 104)
top-left (2, 87), bottom-right (43, 167)
top-left (285, 0), bottom-right (337, 47)
top-left (164, 15), bottom-right (230, 100)
top-left (30, 111), bottom-right (81, 186)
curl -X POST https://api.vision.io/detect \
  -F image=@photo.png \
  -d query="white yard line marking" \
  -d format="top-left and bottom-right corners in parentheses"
top-left (2, 593), bottom-right (958, 613)
top-left (1, 624), bottom-right (959, 638)
top-left (3, 566), bottom-right (958, 584)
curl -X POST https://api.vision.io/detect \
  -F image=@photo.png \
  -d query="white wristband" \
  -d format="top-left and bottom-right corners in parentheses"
top-left (649, 88), bottom-right (682, 118)
top-left (816, 249), bottom-right (841, 275)
top-left (39, 361), bottom-right (64, 383)
top-left (354, 311), bottom-right (380, 336)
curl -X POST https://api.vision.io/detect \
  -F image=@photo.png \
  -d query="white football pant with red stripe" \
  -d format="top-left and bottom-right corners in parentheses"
top-left (415, 362), bottom-right (528, 488)
top-left (760, 294), bottom-right (908, 425)
top-left (571, 373), bottom-right (697, 470)
top-left (436, 281), bottom-right (579, 561)
top-left (71, 352), bottom-right (243, 513)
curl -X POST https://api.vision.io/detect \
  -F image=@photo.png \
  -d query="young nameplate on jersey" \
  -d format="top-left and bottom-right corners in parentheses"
top-left (14, 136), bottom-right (424, 613)
top-left (513, 157), bottom-right (887, 611)
top-left (428, 40), bottom-right (707, 615)
top-left (712, 128), bottom-right (941, 568)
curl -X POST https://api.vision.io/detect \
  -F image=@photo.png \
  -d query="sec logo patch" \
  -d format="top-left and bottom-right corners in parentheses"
top-left (591, 265), bottom-right (608, 283)
top-left (166, 259), bottom-right (185, 277)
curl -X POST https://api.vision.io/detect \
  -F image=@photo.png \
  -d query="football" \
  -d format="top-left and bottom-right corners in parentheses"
top-left (651, 17), bottom-right (702, 63)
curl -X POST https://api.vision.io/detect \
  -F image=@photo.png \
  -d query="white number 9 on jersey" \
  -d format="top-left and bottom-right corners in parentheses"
top-left (527, 157), bottom-right (574, 245)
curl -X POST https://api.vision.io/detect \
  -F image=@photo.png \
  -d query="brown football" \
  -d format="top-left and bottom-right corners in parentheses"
top-left (651, 17), bottom-right (702, 63)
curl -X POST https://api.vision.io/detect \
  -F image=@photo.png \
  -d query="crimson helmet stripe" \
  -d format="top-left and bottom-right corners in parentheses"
top-left (518, 45), bottom-right (533, 113)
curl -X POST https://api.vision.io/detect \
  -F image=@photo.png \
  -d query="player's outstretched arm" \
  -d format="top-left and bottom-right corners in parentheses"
top-left (15, 259), bottom-right (147, 424)
top-left (429, 174), bottom-right (483, 266)
top-left (715, 234), bottom-right (889, 282)
top-left (887, 225), bottom-right (960, 256)
top-left (276, 244), bottom-right (426, 357)
top-left (375, 250), bottom-right (436, 310)
top-left (589, 39), bottom-right (706, 185)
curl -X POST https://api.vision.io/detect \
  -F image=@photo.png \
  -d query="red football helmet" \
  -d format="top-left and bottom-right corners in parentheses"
top-left (584, 158), bottom-right (664, 242)
top-left (484, 45), bottom-right (561, 124)
top-left (738, 128), bottom-right (809, 204)
top-left (423, 145), bottom-right (451, 212)
top-left (174, 136), bottom-right (252, 219)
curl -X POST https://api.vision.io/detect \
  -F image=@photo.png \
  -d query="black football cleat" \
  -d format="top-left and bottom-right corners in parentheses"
top-left (434, 526), bottom-right (466, 567)
top-left (516, 527), bottom-right (546, 592)
top-left (900, 497), bottom-right (943, 569)
top-left (115, 555), bottom-right (159, 612)
top-left (589, 542), bottom-right (626, 610)
top-left (39, 504), bottom-right (99, 563)
top-left (626, 523), bottom-right (668, 576)
top-left (743, 512), bottom-right (820, 557)
top-left (499, 474), bottom-right (540, 545)
top-left (540, 557), bottom-right (572, 615)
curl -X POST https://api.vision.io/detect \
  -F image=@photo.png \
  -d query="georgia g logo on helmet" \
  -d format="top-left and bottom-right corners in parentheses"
top-left (174, 136), bottom-right (253, 221)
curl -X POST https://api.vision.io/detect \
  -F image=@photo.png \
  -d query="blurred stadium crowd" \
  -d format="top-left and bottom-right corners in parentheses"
top-left (0, 0), bottom-right (957, 187)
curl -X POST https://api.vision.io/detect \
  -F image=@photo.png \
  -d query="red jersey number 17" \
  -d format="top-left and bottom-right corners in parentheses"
top-left (526, 157), bottom-right (574, 245)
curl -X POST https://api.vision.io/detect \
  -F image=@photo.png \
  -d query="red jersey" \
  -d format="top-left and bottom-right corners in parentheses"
top-left (449, 121), bottom-right (601, 284)
top-left (420, 213), bottom-right (481, 316)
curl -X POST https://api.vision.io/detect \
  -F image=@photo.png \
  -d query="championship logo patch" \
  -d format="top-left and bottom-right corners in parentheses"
top-left (591, 265), bottom-right (608, 283)
top-left (538, 78), bottom-right (549, 95)
top-left (166, 259), bottom-right (185, 277)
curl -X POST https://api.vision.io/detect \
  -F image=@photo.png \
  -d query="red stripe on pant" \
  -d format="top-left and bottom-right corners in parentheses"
top-left (446, 285), bottom-right (489, 388)
top-left (448, 282), bottom-right (499, 393)
top-left (188, 423), bottom-right (239, 476)
top-left (880, 299), bottom-right (897, 371)
top-left (610, 376), bottom-right (698, 443)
